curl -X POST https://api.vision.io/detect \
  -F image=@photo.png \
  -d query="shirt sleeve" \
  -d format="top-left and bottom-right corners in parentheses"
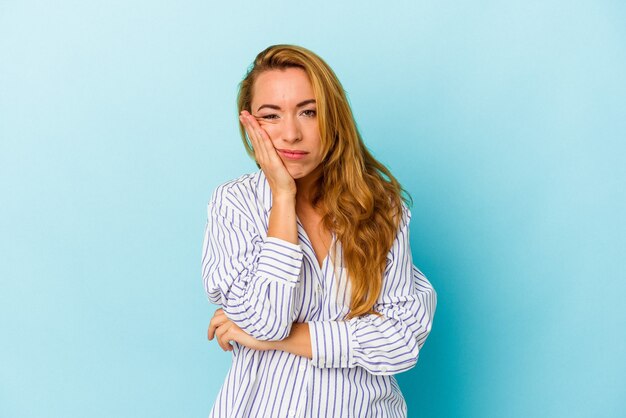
top-left (307, 203), bottom-right (437, 375)
top-left (201, 184), bottom-right (304, 341)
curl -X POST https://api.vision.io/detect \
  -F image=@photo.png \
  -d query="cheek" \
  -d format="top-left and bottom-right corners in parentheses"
top-left (304, 125), bottom-right (321, 143)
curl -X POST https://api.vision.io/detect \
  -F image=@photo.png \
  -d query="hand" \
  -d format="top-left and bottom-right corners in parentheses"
top-left (207, 308), bottom-right (272, 352)
top-left (239, 110), bottom-right (297, 197)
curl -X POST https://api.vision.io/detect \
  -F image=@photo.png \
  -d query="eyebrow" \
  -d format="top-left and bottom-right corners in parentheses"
top-left (256, 99), bottom-right (316, 112)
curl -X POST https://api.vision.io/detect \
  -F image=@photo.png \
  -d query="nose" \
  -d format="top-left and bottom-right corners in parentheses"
top-left (280, 114), bottom-right (302, 144)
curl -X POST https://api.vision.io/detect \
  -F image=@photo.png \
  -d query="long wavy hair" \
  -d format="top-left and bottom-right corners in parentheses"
top-left (237, 44), bottom-right (411, 319)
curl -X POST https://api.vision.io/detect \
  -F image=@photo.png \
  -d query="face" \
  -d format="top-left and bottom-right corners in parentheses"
top-left (250, 67), bottom-right (323, 182)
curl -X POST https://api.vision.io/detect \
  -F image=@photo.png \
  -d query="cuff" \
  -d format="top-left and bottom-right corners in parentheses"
top-left (256, 236), bottom-right (303, 286)
top-left (309, 320), bottom-right (353, 368)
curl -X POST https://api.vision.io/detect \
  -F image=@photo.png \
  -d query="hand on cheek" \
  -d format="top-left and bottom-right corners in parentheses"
top-left (239, 110), bottom-right (296, 196)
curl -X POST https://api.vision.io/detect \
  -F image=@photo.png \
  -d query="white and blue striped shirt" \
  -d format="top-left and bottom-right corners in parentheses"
top-left (201, 169), bottom-right (437, 418)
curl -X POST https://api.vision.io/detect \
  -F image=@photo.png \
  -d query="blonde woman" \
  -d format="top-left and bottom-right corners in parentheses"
top-left (202, 44), bottom-right (436, 418)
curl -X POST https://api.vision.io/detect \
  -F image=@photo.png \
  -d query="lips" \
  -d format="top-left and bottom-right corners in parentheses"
top-left (277, 149), bottom-right (308, 160)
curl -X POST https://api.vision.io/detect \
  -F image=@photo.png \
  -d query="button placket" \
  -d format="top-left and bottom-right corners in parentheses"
top-left (294, 363), bottom-right (311, 418)
top-left (315, 282), bottom-right (323, 295)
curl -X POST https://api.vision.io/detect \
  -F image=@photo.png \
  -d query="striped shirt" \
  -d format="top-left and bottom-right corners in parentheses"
top-left (201, 169), bottom-right (437, 418)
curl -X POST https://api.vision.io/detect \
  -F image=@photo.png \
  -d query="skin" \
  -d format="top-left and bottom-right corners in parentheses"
top-left (208, 67), bottom-right (334, 358)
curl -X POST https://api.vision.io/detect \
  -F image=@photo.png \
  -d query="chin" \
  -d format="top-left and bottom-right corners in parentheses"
top-left (288, 166), bottom-right (315, 179)
top-left (284, 161), bottom-right (321, 181)
top-left (288, 170), bottom-right (307, 179)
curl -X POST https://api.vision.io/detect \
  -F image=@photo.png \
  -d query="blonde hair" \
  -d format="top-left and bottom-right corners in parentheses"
top-left (237, 44), bottom-right (411, 319)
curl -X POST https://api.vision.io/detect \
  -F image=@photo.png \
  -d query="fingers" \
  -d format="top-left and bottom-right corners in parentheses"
top-left (215, 323), bottom-right (234, 352)
top-left (239, 111), bottom-right (278, 167)
top-left (239, 112), bottom-right (262, 158)
top-left (207, 308), bottom-right (227, 341)
top-left (207, 308), bottom-right (234, 352)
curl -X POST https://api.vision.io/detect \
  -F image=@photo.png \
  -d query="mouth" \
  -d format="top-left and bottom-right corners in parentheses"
top-left (277, 149), bottom-right (308, 160)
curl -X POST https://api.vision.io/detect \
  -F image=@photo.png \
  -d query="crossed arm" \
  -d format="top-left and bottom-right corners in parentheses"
top-left (202, 181), bottom-right (313, 356)
top-left (208, 309), bottom-right (312, 358)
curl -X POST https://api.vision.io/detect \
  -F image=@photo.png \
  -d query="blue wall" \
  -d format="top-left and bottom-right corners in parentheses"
top-left (1, 1), bottom-right (624, 417)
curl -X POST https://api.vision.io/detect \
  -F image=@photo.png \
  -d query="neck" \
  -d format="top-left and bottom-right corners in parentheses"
top-left (295, 165), bottom-right (323, 206)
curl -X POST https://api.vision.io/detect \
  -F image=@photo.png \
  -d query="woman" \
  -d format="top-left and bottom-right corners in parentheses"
top-left (201, 44), bottom-right (436, 418)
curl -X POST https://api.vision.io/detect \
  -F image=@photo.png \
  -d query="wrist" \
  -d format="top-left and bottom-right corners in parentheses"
top-left (259, 339), bottom-right (281, 352)
top-left (272, 192), bottom-right (296, 204)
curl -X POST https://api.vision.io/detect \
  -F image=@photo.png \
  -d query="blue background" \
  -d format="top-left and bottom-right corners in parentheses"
top-left (1, 1), bottom-right (624, 417)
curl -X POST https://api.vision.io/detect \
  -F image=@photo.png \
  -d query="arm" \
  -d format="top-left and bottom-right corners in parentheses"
top-left (306, 204), bottom-right (437, 375)
top-left (266, 322), bottom-right (312, 359)
top-left (201, 183), bottom-right (302, 341)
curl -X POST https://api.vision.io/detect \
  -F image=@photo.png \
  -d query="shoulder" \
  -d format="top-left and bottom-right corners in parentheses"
top-left (209, 170), bottom-right (261, 201)
top-left (384, 194), bottom-right (411, 232)
top-left (399, 200), bottom-right (412, 230)
top-left (207, 169), bottom-right (270, 217)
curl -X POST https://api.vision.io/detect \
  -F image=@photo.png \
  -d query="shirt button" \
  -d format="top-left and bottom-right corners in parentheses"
top-left (299, 364), bottom-right (307, 372)
top-left (341, 354), bottom-right (347, 363)
top-left (288, 410), bottom-right (296, 417)
top-left (316, 283), bottom-right (323, 294)
top-left (381, 366), bottom-right (388, 372)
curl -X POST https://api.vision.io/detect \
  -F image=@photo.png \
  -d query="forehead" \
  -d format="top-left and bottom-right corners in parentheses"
top-left (251, 67), bottom-right (315, 107)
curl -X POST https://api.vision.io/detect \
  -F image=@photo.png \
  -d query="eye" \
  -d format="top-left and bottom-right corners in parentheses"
top-left (260, 114), bottom-right (279, 120)
top-left (301, 109), bottom-right (317, 118)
